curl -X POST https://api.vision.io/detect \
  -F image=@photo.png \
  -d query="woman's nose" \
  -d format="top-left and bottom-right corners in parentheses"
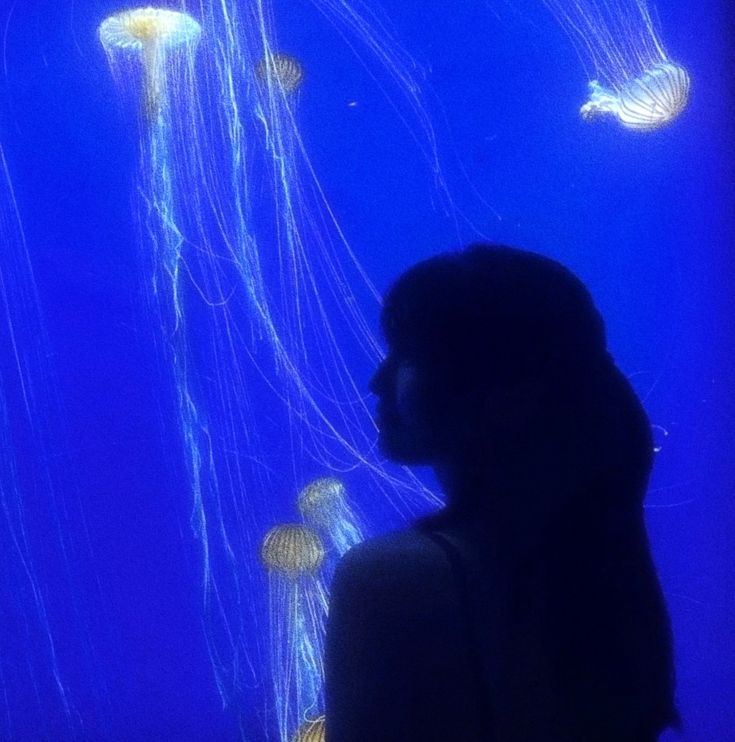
top-left (369, 360), bottom-right (389, 396)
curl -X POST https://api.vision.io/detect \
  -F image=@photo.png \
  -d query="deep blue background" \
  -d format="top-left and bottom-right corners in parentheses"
top-left (0, 0), bottom-right (732, 738)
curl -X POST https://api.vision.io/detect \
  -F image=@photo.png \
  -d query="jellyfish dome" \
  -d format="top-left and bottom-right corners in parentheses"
top-left (98, 8), bottom-right (201, 54)
top-left (298, 477), bottom-right (346, 521)
top-left (261, 524), bottom-right (325, 577)
top-left (297, 477), bottom-right (364, 556)
top-left (256, 53), bottom-right (305, 94)
top-left (99, 8), bottom-right (201, 120)
top-left (293, 716), bottom-right (325, 742)
top-left (581, 62), bottom-right (690, 131)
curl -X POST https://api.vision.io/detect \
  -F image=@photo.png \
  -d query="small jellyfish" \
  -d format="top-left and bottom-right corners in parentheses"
top-left (256, 53), bottom-right (305, 94)
top-left (581, 62), bottom-right (690, 130)
top-left (98, 7), bottom-right (201, 120)
top-left (261, 524), bottom-right (329, 742)
top-left (292, 716), bottom-right (325, 742)
top-left (261, 523), bottom-right (325, 575)
top-left (298, 477), bottom-right (364, 557)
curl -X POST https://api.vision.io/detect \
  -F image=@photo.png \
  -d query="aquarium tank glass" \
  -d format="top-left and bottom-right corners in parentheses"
top-left (0, 0), bottom-right (731, 739)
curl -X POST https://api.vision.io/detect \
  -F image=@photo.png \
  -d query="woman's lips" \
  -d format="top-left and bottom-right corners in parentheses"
top-left (375, 403), bottom-right (398, 429)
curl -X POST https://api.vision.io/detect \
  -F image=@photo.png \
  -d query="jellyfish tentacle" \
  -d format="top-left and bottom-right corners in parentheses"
top-left (580, 80), bottom-right (619, 121)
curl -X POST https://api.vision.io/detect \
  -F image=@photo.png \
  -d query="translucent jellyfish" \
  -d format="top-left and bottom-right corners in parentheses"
top-left (100, 0), bottom-right (443, 734)
top-left (298, 477), bottom-right (364, 557)
top-left (256, 53), bottom-right (305, 94)
top-left (540, 0), bottom-right (690, 130)
top-left (293, 716), bottom-right (326, 742)
top-left (581, 61), bottom-right (689, 130)
top-left (99, 8), bottom-right (201, 120)
top-left (261, 525), bottom-right (329, 742)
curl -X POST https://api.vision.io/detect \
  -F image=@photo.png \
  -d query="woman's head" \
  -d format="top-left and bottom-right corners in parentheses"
top-left (372, 244), bottom-right (652, 506)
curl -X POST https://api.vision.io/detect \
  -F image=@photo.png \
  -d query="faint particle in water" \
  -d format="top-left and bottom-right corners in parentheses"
top-left (98, 7), bottom-right (201, 120)
top-left (581, 62), bottom-right (690, 130)
top-left (651, 423), bottom-right (670, 453)
top-left (261, 523), bottom-right (326, 576)
top-left (293, 716), bottom-right (325, 742)
top-left (256, 53), bottom-right (305, 94)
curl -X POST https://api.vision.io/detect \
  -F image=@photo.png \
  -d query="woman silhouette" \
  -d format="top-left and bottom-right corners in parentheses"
top-left (325, 244), bottom-right (678, 741)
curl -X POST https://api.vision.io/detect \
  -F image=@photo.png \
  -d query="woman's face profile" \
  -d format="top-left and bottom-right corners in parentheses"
top-left (369, 346), bottom-right (437, 464)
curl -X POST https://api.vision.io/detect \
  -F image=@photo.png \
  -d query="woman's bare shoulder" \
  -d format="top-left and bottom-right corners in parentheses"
top-left (332, 527), bottom-right (455, 608)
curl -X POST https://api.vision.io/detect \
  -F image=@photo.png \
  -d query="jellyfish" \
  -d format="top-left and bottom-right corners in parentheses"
top-left (97, 7), bottom-right (206, 522)
top-left (99, 8), bottom-right (201, 120)
top-left (261, 524), bottom-right (329, 742)
top-left (100, 0), bottom-right (443, 734)
top-left (540, 0), bottom-right (690, 130)
top-left (581, 61), bottom-right (689, 130)
top-left (298, 477), bottom-right (364, 557)
top-left (293, 716), bottom-right (325, 742)
top-left (256, 53), bottom-right (305, 94)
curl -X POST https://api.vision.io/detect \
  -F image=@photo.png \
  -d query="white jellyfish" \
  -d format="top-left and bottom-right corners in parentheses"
top-left (99, 8), bottom-right (201, 120)
top-left (541, 0), bottom-right (690, 130)
top-left (298, 477), bottom-right (364, 557)
top-left (261, 524), bottom-right (329, 742)
top-left (581, 61), bottom-right (689, 130)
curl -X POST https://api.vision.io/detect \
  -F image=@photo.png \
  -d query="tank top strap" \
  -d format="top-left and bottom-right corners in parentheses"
top-left (420, 526), bottom-right (496, 740)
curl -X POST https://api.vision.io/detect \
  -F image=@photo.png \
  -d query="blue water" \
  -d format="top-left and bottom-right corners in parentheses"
top-left (0, 0), bottom-right (732, 739)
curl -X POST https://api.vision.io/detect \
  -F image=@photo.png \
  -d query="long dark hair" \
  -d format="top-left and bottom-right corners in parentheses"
top-left (382, 244), bottom-right (679, 736)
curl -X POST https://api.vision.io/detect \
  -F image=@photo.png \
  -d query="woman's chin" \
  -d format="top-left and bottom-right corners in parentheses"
top-left (377, 428), bottom-right (432, 465)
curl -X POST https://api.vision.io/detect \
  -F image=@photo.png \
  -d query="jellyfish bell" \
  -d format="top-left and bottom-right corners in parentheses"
top-left (297, 477), bottom-right (345, 522)
top-left (261, 523), bottom-right (325, 577)
top-left (297, 477), bottom-right (364, 556)
top-left (292, 716), bottom-right (325, 742)
top-left (581, 62), bottom-right (690, 131)
top-left (262, 525), bottom-right (328, 739)
top-left (539, 0), bottom-right (689, 132)
top-left (98, 7), bottom-right (201, 120)
top-left (256, 53), bottom-right (305, 94)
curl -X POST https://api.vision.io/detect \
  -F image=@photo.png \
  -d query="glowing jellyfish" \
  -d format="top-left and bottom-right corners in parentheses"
top-left (101, 0), bottom-right (443, 735)
top-left (581, 61), bottom-right (689, 130)
top-left (99, 8), bottom-right (201, 120)
top-left (262, 525), bottom-right (329, 742)
top-left (540, 0), bottom-right (690, 130)
top-left (293, 716), bottom-right (325, 742)
top-left (298, 477), bottom-right (364, 557)
top-left (256, 53), bottom-right (305, 94)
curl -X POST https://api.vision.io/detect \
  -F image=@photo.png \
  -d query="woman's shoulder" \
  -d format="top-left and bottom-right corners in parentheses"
top-left (337, 525), bottom-right (451, 570)
top-left (332, 526), bottom-right (457, 609)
